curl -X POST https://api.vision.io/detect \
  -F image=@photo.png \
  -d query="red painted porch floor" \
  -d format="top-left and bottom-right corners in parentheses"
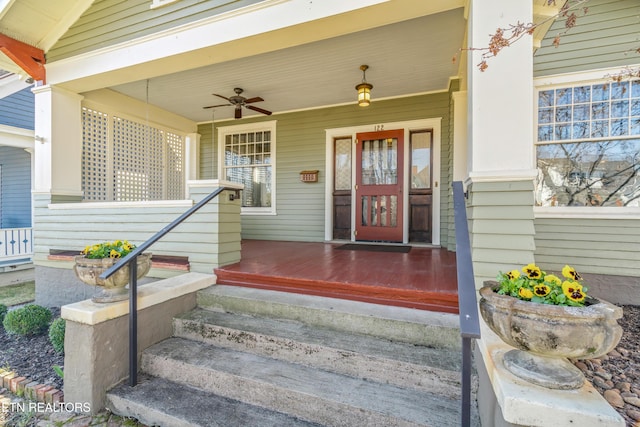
top-left (214, 240), bottom-right (459, 314)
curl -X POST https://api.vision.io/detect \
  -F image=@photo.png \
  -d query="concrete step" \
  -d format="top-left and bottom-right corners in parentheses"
top-left (107, 375), bottom-right (323, 427)
top-left (197, 285), bottom-right (461, 349)
top-left (174, 307), bottom-right (462, 397)
top-left (140, 337), bottom-right (465, 427)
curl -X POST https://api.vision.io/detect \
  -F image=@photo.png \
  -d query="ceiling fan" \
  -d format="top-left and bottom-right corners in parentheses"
top-left (203, 87), bottom-right (272, 119)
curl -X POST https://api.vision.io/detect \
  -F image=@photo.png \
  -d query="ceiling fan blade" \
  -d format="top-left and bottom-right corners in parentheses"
top-left (212, 93), bottom-right (230, 101)
top-left (246, 105), bottom-right (272, 116)
top-left (235, 107), bottom-right (242, 119)
top-left (203, 103), bottom-right (231, 109)
top-left (244, 97), bottom-right (264, 104)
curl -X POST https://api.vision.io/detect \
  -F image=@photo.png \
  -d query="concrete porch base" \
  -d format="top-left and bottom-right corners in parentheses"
top-left (476, 320), bottom-right (624, 427)
top-left (61, 272), bottom-right (216, 413)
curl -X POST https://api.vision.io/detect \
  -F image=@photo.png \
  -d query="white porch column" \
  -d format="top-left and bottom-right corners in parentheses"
top-left (466, 0), bottom-right (537, 284)
top-left (185, 132), bottom-right (201, 190)
top-left (452, 91), bottom-right (468, 182)
top-left (33, 85), bottom-right (84, 199)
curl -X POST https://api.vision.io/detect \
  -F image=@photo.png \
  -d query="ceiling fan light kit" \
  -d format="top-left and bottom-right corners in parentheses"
top-left (203, 87), bottom-right (272, 119)
top-left (356, 64), bottom-right (373, 107)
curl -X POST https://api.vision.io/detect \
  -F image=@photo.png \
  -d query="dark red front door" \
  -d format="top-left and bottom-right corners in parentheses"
top-left (355, 129), bottom-right (404, 242)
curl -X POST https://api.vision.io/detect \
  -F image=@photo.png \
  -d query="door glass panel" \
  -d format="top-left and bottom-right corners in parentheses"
top-left (361, 138), bottom-right (398, 185)
top-left (390, 195), bottom-right (397, 227)
top-left (411, 131), bottom-right (431, 189)
top-left (335, 138), bottom-right (352, 190)
top-left (371, 196), bottom-right (377, 226)
top-left (380, 196), bottom-right (387, 226)
top-left (361, 196), bottom-right (368, 226)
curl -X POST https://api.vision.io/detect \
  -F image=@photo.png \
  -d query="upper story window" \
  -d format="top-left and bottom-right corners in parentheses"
top-left (535, 80), bottom-right (640, 207)
top-left (219, 121), bottom-right (276, 214)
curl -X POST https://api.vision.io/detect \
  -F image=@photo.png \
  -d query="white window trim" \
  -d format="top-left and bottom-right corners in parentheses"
top-left (533, 70), bottom-right (640, 217)
top-left (217, 120), bottom-right (277, 215)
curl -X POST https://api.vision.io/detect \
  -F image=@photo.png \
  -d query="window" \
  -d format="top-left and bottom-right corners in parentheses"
top-left (535, 80), bottom-right (640, 207)
top-left (220, 121), bottom-right (276, 214)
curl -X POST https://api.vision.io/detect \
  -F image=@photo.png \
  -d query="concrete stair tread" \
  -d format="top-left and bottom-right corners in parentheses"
top-left (197, 285), bottom-right (460, 349)
top-left (176, 307), bottom-right (461, 372)
top-left (107, 375), bottom-right (322, 427)
top-left (142, 337), bottom-right (463, 426)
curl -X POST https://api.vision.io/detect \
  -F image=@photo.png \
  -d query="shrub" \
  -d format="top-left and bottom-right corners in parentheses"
top-left (48, 317), bottom-right (66, 353)
top-left (0, 304), bottom-right (7, 324)
top-left (2, 304), bottom-right (52, 336)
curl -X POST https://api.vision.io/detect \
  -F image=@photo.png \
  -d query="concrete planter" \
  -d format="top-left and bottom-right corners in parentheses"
top-left (479, 281), bottom-right (623, 389)
top-left (73, 253), bottom-right (152, 303)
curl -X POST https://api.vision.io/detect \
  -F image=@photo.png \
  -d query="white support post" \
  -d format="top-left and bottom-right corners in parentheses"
top-left (33, 85), bottom-right (84, 197)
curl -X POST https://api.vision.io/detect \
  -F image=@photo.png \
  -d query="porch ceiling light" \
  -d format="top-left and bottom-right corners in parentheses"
top-left (356, 65), bottom-right (373, 107)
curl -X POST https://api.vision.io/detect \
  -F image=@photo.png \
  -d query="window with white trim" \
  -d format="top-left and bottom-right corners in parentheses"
top-left (81, 107), bottom-right (185, 202)
top-left (219, 121), bottom-right (275, 213)
top-left (535, 79), bottom-right (640, 207)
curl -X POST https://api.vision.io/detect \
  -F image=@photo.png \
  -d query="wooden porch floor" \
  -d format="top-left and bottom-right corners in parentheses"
top-left (214, 240), bottom-right (459, 314)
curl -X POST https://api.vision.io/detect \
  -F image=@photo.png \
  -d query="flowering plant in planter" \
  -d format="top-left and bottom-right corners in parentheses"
top-left (495, 263), bottom-right (588, 307)
top-left (81, 240), bottom-right (137, 259)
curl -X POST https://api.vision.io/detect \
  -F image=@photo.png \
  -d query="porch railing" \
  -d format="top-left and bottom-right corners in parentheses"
top-left (0, 227), bottom-right (33, 262)
top-left (99, 186), bottom-right (234, 386)
top-left (452, 181), bottom-right (481, 427)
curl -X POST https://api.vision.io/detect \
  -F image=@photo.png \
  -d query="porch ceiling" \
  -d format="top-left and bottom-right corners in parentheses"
top-left (109, 9), bottom-right (466, 123)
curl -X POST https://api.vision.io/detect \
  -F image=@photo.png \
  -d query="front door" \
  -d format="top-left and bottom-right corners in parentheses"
top-left (355, 129), bottom-right (404, 242)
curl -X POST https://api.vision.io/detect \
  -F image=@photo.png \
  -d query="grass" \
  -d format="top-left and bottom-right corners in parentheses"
top-left (0, 281), bottom-right (35, 306)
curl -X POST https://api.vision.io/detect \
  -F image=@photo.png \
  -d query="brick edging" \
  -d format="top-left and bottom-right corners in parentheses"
top-left (0, 368), bottom-right (63, 404)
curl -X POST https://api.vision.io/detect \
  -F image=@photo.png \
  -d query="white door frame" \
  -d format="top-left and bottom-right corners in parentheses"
top-left (324, 118), bottom-right (442, 245)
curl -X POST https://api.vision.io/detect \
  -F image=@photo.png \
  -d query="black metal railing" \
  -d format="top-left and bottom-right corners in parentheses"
top-left (99, 186), bottom-right (235, 386)
top-left (452, 181), bottom-right (481, 427)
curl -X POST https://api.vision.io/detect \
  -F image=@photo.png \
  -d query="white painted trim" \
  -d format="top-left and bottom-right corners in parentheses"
top-left (39, 0), bottom-right (94, 52)
top-left (324, 118), bottom-right (442, 245)
top-left (466, 170), bottom-right (538, 184)
top-left (534, 64), bottom-right (640, 87)
top-left (534, 206), bottom-right (640, 220)
top-left (46, 0), bottom-right (389, 89)
top-left (187, 179), bottom-right (243, 190)
top-left (150, 0), bottom-right (181, 9)
top-left (0, 125), bottom-right (34, 149)
top-left (48, 200), bottom-right (194, 210)
top-left (216, 120), bottom-right (277, 215)
top-left (0, 75), bottom-right (30, 98)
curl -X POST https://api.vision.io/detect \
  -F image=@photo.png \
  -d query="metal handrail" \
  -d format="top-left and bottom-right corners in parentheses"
top-left (99, 186), bottom-right (231, 386)
top-left (452, 181), bottom-right (481, 427)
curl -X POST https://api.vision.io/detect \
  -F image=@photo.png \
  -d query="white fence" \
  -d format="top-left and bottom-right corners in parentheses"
top-left (0, 228), bottom-right (34, 262)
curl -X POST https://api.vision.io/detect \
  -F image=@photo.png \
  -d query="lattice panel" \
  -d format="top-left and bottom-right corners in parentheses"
top-left (113, 117), bottom-right (164, 201)
top-left (81, 108), bottom-right (109, 201)
top-left (166, 132), bottom-right (185, 200)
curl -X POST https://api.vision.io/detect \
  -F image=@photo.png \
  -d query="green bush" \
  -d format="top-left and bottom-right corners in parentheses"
top-left (0, 304), bottom-right (7, 324)
top-left (49, 317), bottom-right (66, 353)
top-left (2, 304), bottom-right (52, 336)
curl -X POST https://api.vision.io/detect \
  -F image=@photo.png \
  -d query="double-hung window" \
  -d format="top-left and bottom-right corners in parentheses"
top-left (219, 121), bottom-right (276, 214)
top-left (535, 79), bottom-right (640, 207)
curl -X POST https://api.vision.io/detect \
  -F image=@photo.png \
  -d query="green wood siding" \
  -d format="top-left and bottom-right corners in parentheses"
top-left (534, 0), bottom-right (640, 77)
top-left (199, 93), bottom-right (453, 243)
top-left (534, 217), bottom-right (640, 277)
top-left (33, 185), bottom-right (241, 273)
top-left (467, 180), bottom-right (536, 285)
top-left (47, 0), bottom-right (263, 61)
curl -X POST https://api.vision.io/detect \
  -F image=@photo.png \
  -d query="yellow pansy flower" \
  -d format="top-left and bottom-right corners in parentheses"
top-left (562, 265), bottom-right (582, 281)
top-left (518, 288), bottom-right (533, 299)
top-left (533, 284), bottom-right (551, 297)
top-left (506, 270), bottom-right (520, 280)
top-left (522, 263), bottom-right (542, 279)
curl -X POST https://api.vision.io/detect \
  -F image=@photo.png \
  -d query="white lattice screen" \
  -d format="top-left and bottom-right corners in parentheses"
top-left (82, 108), bottom-right (109, 201)
top-left (81, 107), bottom-right (185, 202)
top-left (166, 132), bottom-right (185, 200)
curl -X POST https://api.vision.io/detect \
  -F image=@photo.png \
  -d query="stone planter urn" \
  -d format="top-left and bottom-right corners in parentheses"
top-left (73, 253), bottom-right (152, 303)
top-left (479, 281), bottom-right (623, 389)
